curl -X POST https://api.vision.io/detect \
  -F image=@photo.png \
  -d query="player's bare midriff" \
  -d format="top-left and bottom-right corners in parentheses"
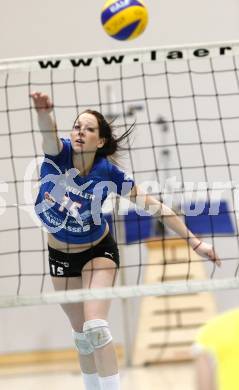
top-left (48, 223), bottom-right (109, 253)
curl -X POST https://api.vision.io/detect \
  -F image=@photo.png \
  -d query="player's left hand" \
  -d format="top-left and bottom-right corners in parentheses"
top-left (193, 241), bottom-right (221, 267)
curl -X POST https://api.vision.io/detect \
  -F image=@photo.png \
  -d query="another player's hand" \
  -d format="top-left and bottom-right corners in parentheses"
top-left (193, 241), bottom-right (221, 267)
top-left (30, 92), bottom-right (53, 113)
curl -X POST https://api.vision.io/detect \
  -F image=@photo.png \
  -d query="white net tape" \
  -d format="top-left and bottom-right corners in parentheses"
top-left (1, 277), bottom-right (239, 308)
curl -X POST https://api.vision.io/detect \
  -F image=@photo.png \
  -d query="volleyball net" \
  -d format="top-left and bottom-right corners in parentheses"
top-left (1, 41), bottom-right (239, 308)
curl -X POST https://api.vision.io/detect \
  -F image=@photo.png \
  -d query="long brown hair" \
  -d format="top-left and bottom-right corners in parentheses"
top-left (78, 109), bottom-right (135, 158)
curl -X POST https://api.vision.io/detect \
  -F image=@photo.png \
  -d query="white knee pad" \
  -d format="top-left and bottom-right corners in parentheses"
top-left (72, 330), bottom-right (94, 355)
top-left (83, 319), bottom-right (113, 350)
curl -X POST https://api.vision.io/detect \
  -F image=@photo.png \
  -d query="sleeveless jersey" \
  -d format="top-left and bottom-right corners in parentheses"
top-left (35, 138), bottom-right (134, 244)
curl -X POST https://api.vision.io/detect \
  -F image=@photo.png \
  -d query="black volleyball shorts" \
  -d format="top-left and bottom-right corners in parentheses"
top-left (48, 232), bottom-right (120, 277)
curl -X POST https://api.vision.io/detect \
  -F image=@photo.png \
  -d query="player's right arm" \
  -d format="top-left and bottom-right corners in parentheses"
top-left (30, 92), bottom-right (63, 155)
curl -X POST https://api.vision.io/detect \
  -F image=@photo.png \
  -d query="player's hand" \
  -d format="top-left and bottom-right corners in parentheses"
top-left (193, 241), bottom-right (221, 267)
top-left (30, 92), bottom-right (53, 113)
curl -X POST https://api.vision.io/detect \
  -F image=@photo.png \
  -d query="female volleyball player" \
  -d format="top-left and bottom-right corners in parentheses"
top-left (30, 91), bottom-right (220, 390)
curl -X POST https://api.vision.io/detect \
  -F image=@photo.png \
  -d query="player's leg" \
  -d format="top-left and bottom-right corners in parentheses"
top-left (81, 257), bottom-right (120, 390)
top-left (51, 276), bottom-right (85, 330)
top-left (52, 276), bottom-right (100, 389)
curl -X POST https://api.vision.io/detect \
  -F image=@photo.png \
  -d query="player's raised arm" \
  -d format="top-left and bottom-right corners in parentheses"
top-left (30, 92), bottom-right (62, 156)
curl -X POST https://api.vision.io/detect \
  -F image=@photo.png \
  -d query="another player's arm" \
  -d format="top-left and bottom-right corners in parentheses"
top-left (129, 185), bottom-right (221, 266)
top-left (195, 352), bottom-right (217, 390)
top-left (30, 92), bottom-right (63, 155)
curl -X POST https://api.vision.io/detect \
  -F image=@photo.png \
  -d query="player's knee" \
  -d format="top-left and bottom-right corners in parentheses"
top-left (72, 329), bottom-right (94, 355)
top-left (83, 319), bottom-right (113, 350)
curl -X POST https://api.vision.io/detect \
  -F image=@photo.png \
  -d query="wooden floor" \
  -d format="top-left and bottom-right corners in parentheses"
top-left (0, 362), bottom-right (196, 390)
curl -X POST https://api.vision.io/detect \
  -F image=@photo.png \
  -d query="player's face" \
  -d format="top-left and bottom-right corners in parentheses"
top-left (71, 113), bottom-right (105, 154)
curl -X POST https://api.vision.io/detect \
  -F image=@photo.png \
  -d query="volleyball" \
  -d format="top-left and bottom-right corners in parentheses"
top-left (101, 0), bottom-right (148, 41)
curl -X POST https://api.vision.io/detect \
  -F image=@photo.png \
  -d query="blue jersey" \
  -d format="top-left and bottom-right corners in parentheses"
top-left (35, 138), bottom-right (135, 244)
